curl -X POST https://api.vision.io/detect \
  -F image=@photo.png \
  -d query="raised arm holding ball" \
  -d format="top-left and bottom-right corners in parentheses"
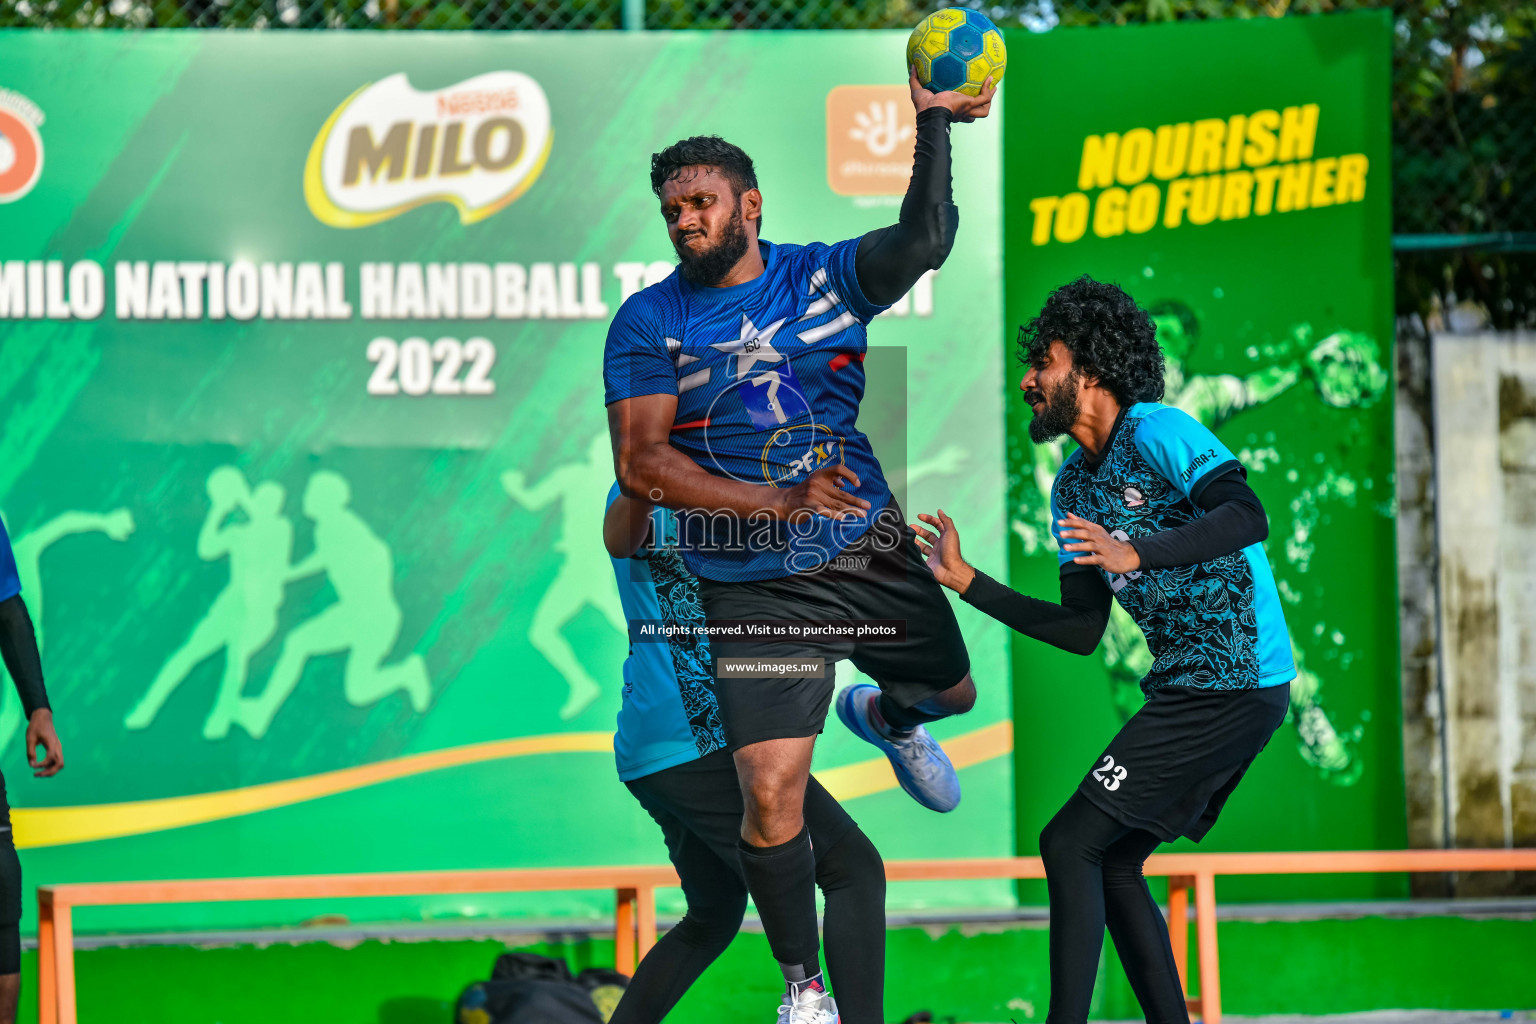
top-left (602, 22), bottom-right (1000, 1023)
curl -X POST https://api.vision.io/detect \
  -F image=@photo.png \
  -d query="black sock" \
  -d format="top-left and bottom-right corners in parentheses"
top-left (876, 692), bottom-right (944, 732)
top-left (738, 827), bottom-right (821, 983)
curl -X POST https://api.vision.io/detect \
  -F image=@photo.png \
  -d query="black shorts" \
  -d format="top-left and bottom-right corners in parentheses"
top-left (1078, 682), bottom-right (1290, 843)
top-left (625, 749), bottom-right (858, 894)
top-left (697, 500), bottom-right (971, 749)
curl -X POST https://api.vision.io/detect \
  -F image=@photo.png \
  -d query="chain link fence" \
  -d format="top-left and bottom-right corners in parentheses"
top-left (3, 0), bottom-right (1532, 325)
top-left (0, 0), bottom-right (623, 29)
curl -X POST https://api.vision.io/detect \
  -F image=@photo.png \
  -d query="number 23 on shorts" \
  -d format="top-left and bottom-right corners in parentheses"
top-left (1092, 754), bottom-right (1128, 792)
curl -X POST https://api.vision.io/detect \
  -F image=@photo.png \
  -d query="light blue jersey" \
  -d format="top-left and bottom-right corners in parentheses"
top-left (0, 519), bottom-right (19, 604)
top-left (1051, 403), bottom-right (1295, 693)
top-left (608, 482), bottom-right (726, 782)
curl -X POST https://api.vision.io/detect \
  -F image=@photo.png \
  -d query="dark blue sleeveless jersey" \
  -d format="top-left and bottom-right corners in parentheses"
top-left (603, 239), bottom-right (894, 582)
top-left (1051, 403), bottom-right (1295, 694)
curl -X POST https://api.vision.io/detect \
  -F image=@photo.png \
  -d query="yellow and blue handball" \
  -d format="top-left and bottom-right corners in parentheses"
top-left (907, 8), bottom-right (1007, 96)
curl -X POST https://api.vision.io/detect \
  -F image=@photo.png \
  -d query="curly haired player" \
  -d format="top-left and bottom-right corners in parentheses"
top-left (912, 276), bottom-right (1294, 1024)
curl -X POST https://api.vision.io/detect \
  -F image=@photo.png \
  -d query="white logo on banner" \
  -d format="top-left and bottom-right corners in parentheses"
top-left (848, 100), bottom-right (912, 158)
top-left (305, 72), bottom-right (553, 229)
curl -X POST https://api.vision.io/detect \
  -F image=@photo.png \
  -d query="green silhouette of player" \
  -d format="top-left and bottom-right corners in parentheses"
top-left (0, 508), bottom-right (134, 750)
top-left (233, 471), bottom-right (430, 740)
top-left (501, 432), bottom-right (628, 721)
top-left (125, 467), bottom-right (293, 740)
top-left (1013, 304), bottom-right (1385, 784)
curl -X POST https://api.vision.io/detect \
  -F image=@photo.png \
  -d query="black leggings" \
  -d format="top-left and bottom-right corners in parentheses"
top-left (1040, 793), bottom-right (1188, 1024)
top-left (0, 822), bottom-right (17, 976)
top-left (609, 826), bottom-right (884, 1024)
top-left (0, 925), bottom-right (15, 977)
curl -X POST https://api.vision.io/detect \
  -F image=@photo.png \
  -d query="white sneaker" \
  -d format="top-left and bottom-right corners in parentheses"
top-left (777, 987), bottom-right (839, 1024)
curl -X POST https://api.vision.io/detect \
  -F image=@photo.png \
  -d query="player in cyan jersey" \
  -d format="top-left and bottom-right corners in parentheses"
top-left (0, 517), bottom-right (65, 1023)
top-left (910, 277), bottom-right (1293, 1024)
top-left (605, 70), bottom-right (994, 1023)
top-left (602, 485), bottom-right (885, 1024)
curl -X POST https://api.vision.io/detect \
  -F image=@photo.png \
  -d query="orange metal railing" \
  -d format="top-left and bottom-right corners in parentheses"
top-left (36, 848), bottom-right (1536, 1024)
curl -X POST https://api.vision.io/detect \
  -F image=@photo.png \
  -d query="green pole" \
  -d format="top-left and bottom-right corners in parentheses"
top-left (623, 0), bottom-right (644, 30)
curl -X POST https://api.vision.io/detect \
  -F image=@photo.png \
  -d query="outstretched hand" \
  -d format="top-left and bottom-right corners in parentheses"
top-left (27, 709), bottom-right (63, 778)
top-left (105, 508), bottom-right (136, 541)
top-left (910, 66), bottom-right (996, 122)
top-left (1058, 513), bottom-right (1141, 574)
top-left (911, 509), bottom-right (976, 593)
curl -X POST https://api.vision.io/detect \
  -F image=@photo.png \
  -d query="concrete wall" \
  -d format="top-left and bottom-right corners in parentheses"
top-left (1397, 319), bottom-right (1445, 881)
top-left (1403, 326), bottom-right (1536, 894)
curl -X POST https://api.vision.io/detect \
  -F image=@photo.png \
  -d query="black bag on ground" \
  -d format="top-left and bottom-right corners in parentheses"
top-left (456, 952), bottom-right (628, 1024)
top-left (574, 967), bottom-right (629, 1021)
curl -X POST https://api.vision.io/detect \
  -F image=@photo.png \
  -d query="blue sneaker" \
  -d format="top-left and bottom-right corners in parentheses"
top-left (835, 683), bottom-right (961, 812)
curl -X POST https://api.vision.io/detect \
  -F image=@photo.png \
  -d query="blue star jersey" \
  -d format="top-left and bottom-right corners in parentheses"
top-left (1051, 404), bottom-right (1295, 694)
top-left (608, 483), bottom-right (727, 782)
top-left (0, 518), bottom-right (20, 603)
top-left (603, 239), bottom-right (894, 582)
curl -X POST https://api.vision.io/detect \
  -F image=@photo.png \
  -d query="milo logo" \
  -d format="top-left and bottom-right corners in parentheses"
top-left (305, 72), bottom-right (553, 229)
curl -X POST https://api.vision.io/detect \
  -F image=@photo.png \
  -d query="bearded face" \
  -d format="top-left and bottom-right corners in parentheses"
top-left (674, 196), bottom-right (751, 287)
top-left (1025, 365), bottom-right (1083, 444)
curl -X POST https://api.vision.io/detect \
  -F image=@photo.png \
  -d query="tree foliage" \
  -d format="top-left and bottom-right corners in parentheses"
top-left (3, 0), bottom-right (1530, 324)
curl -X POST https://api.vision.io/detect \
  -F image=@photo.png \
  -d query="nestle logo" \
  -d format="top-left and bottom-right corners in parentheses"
top-left (1182, 448), bottom-right (1217, 481)
top-left (436, 89), bottom-right (520, 117)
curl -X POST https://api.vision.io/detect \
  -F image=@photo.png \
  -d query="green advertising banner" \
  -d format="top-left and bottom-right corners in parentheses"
top-left (0, 31), bottom-right (1011, 933)
top-left (1000, 13), bottom-right (1405, 899)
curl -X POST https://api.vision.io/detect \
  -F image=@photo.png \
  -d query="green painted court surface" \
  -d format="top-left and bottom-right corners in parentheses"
top-left (15, 913), bottom-right (1534, 1023)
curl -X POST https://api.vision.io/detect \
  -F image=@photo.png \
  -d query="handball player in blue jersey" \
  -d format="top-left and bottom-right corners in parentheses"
top-left (602, 486), bottom-right (885, 1024)
top-left (0, 518), bottom-right (65, 1023)
top-left (911, 278), bottom-right (1295, 1024)
top-left (605, 71), bottom-right (994, 1021)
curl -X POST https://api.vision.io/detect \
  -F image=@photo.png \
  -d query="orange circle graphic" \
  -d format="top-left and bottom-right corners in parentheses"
top-left (0, 108), bottom-right (43, 201)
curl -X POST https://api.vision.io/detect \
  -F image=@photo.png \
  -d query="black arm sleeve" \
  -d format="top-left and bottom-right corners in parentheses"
top-left (959, 566), bottom-right (1113, 656)
top-left (853, 107), bottom-right (958, 305)
top-left (1129, 467), bottom-right (1269, 571)
top-left (0, 595), bottom-right (49, 718)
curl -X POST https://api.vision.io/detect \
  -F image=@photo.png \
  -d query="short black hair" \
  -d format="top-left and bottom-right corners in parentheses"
top-left (650, 136), bottom-right (759, 202)
top-left (1016, 276), bottom-right (1165, 406)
